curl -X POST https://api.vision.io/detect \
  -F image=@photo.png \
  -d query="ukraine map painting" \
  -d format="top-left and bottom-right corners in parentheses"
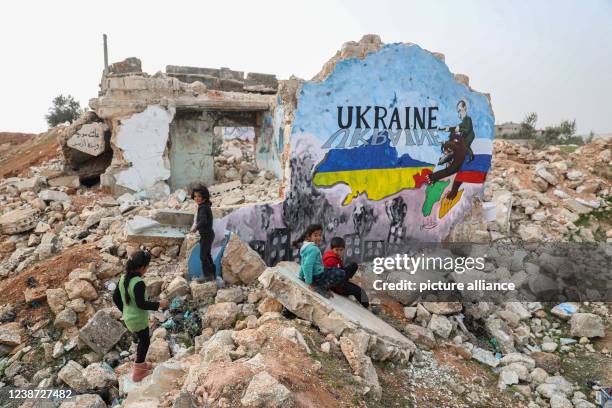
top-left (312, 134), bottom-right (434, 205)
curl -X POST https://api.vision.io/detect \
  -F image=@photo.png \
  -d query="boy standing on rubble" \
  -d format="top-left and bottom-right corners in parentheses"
top-left (190, 186), bottom-right (216, 283)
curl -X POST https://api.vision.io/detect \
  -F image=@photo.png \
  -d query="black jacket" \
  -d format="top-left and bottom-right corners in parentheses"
top-left (113, 278), bottom-right (159, 311)
top-left (195, 202), bottom-right (214, 236)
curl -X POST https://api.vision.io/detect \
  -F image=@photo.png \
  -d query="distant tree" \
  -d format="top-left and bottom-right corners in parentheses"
top-left (585, 131), bottom-right (595, 144)
top-left (518, 112), bottom-right (538, 139)
top-left (45, 94), bottom-right (84, 128)
top-left (536, 119), bottom-right (582, 147)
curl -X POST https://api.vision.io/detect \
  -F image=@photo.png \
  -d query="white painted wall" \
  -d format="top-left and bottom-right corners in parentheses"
top-left (115, 106), bottom-right (175, 196)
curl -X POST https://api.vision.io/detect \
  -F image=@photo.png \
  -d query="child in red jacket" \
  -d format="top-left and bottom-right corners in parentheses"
top-left (323, 237), bottom-right (369, 308)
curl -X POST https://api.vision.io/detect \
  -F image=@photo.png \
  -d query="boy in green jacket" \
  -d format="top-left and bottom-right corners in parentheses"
top-left (293, 224), bottom-right (345, 298)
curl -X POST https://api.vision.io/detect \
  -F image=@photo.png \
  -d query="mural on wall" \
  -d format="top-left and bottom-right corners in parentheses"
top-left (215, 42), bottom-right (494, 265)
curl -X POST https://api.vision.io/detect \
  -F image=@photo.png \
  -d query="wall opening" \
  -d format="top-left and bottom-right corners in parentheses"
top-left (213, 126), bottom-right (258, 183)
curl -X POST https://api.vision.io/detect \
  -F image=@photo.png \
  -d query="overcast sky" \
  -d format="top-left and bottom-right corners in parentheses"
top-left (1, 0), bottom-right (611, 134)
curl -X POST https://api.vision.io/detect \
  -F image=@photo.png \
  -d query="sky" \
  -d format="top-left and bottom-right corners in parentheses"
top-left (1, 0), bottom-right (611, 135)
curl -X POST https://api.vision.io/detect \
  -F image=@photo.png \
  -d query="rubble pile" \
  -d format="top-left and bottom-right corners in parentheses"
top-left (0, 131), bottom-right (610, 407)
top-left (483, 137), bottom-right (612, 243)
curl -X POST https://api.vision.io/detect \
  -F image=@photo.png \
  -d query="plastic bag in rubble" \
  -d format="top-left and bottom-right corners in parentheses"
top-left (170, 297), bottom-right (184, 311)
top-left (162, 319), bottom-right (176, 330)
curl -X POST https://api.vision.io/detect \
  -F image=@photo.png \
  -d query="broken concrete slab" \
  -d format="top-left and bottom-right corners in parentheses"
top-left (39, 189), bottom-right (70, 202)
top-left (221, 234), bottom-right (266, 285)
top-left (150, 209), bottom-right (194, 227)
top-left (126, 215), bottom-right (188, 246)
top-left (259, 262), bottom-right (415, 357)
top-left (0, 322), bottom-right (24, 346)
top-left (48, 175), bottom-right (81, 188)
top-left (0, 208), bottom-right (38, 235)
top-left (79, 310), bottom-right (126, 355)
top-left (67, 122), bottom-right (108, 156)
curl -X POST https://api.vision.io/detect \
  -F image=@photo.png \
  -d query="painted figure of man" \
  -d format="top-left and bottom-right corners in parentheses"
top-left (441, 100), bottom-right (475, 162)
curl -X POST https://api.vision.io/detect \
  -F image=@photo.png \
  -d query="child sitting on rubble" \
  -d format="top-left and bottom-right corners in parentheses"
top-left (293, 224), bottom-right (345, 299)
top-left (113, 249), bottom-right (169, 382)
top-left (323, 237), bottom-right (370, 308)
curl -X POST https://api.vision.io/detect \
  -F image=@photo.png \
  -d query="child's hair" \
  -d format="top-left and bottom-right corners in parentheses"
top-left (330, 236), bottom-right (346, 249)
top-left (123, 249), bottom-right (151, 305)
top-left (192, 185), bottom-right (212, 206)
top-left (457, 100), bottom-right (467, 109)
top-left (292, 224), bottom-right (323, 248)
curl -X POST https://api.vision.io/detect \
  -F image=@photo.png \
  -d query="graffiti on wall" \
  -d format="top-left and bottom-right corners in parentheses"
top-left (215, 43), bottom-right (494, 265)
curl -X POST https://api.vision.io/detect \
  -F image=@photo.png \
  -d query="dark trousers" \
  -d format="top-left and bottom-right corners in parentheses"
top-left (312, 268), bottom-right (346, 290)
top-left (199, 233), bottom-right (215, 281)
top-left (134, 328), bottom-right (150, 363)
top-left (330, 262), bottom-right (369, 308)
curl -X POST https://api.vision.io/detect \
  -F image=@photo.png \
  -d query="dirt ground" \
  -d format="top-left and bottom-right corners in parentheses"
top-left (0, 243), bottom-right (101, 322)
top-left (0, 130), bottom-right (58, 178)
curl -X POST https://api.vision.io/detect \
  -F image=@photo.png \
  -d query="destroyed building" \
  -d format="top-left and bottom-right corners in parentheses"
top-left (57, 34), bottom-right (496, 265)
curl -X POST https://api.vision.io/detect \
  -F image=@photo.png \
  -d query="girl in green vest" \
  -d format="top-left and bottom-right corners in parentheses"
top-left (112, 250), bottom-right (169, 382)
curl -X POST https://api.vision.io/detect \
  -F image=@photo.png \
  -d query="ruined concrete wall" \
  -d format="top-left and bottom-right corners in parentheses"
top-left (214, 36), bottom-right (495, 265)
top-left (90, 59), bottom-right (277, 197)
top-left (110, 105), bottom-right (175, 198)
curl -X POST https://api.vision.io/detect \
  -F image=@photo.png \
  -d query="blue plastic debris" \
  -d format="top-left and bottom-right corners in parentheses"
top-left (162, 319), bottom-right (176, 330)
top-left (556, 303), bottom-right (578, 315)
top-left (170, 297), bottom-right (183, 310)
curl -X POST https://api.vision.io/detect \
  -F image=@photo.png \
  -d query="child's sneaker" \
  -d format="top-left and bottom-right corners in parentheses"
top-left (313, 286), bottom-right (332, 299)
top-left (215, 276), bottom-right (225, 288)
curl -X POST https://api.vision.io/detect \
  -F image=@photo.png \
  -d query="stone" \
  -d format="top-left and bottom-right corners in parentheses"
top-left (0, 322), bottom-right (23, 346)
top-left (203, 302), bottom-right (240, 329)
top-left (54, 308), bottom-right (77, 329)
top-left (46, 288), bottom-right (69, 314)
top-left (471, 347), bottom-right (499, 367)
top-left (542, 342), bottom-right (558, 352)
top-left (500, 353), bottom-right (536, 369)
top-left (404, 324), bottom-right (436, 349)
top-left (257, 297), bottom-right (284, 314)
top-left (518, 224), bottom-right (545, 242)
top-left (498, 365), bottom-right (519, 389)
top-left (79, 310), bottom-right (127, 355)
top-left (550, 394), bottom-right (573, 408)
top-left (82, 362), bottom-right (118, 389)
top-left (215, 287), bottom-right (245, 304)
top-left (535, 166), bottom-right (558, 185)
top-left (58, 360), bottom-right (89, 392)
top-left (339, 331), bottom-right (382, 400)
top-left (403, 307), bottom-right (417, 320)
top-left (59, 393), bottom-right (107, 408)
top-left (569, 313), bottom-right (604, 338)
top-left (24, 285), bottom-right (48, 303)
top-left (222, 234), bottom-right (267, 285)
top-left (39, 189), bottom-right (70, 202)
top-left (240, 371), bottom-right (292, 407)
top-left (321, 342), bottom-right (331, 353)
top-left (190, 281), bottom-right (217, 303)
top-left (65, 279), bottom-right (98, 301)
top-left (421, 302), bottom-right (462, 315)
top-left (428, 314), bottom-right (453, 339)
top-left (166, 276), bottom-right (189, 299)
top-left (531, 352), bottom-right (561, 374)
top-left (259, 262), bottom-right (415, 356)
top-left (67, 122), bottom-right (107, 156)
top-left (48, 175), bottom-right (81, 188)
top-left (0, 208), bottom-right (38, 235)
top-left (563, 199), bottom-right (591, 215)
top-left (530, 367), bottom-right (549, 384)
top-left (565, 170), bottom-right (583, 181)
top-left (147, 338), bottom-right (171, 363)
